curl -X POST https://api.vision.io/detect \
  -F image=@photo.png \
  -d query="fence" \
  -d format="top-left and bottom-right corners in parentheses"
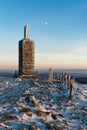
top-left (48, 69), bottom-right (75, 98)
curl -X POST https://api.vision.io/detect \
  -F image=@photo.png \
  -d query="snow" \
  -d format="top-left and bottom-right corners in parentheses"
top-left (0, 76), bottom-right (87, 130)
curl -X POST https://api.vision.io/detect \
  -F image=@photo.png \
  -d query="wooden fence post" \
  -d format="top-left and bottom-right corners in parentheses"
top-left (69, 76), bottom-right (74, 98)
top-left (64, 74), bottom-right (67, 85)
top-left (67, 74), bottom-right (71, 89)
top-left (48, 68), bottom-right (53, 83)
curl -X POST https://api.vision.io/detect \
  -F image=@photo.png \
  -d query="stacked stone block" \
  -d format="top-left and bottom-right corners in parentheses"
top-left (19, 25), bottom-right (34, 77)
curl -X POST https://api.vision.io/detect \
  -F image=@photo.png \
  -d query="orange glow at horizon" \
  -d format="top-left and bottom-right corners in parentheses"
top-left (0, 61), bottom-right (87, 70)
top-left (0, 53), bottom-right (87, 70)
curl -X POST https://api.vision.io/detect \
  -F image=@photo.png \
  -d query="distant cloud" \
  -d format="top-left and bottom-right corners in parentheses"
top-left (69, 44), bottom-right (87, 56)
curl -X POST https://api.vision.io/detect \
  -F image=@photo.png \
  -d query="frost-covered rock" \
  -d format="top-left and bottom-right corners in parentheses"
top-left (37, 101), bottom-right (44, 111)
top-left (29, 124), bottom-right (38, 130)
top-left (0, 76), bottom-right (87, 130)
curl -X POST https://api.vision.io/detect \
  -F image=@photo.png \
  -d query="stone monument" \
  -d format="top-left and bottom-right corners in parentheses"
top-left (19, 25), bottom-right (34, 77)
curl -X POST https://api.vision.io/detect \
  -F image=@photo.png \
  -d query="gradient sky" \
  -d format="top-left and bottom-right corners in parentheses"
top-left (0, 0), bottom-right (87, 70)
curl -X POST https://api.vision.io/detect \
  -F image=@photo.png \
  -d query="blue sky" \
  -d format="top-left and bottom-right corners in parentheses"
top-left (0, 0), bottom-right (87, 70)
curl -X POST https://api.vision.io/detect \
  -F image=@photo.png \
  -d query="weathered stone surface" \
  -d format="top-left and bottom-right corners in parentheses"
top-left (24, 25), bottom-right (28, 39)
top-left (29, 123), bottom-right (38, 130)
top-left (51, 113), bottom-right (58, 120)
top-left (19, 25), bottom-right (34, 77)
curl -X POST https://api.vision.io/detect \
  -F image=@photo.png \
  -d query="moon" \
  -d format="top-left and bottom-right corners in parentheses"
top-left (45, 22), bottom-right (48, 25)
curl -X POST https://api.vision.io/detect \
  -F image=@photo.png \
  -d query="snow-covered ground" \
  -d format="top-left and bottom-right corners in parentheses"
top-left (0, 76), bottom-right (87, 130)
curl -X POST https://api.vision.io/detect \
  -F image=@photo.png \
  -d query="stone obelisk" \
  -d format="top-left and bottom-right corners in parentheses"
top-left (19, 25), bottom-right (34, 77)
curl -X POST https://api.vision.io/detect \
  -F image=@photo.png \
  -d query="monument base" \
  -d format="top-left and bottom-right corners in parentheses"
top-left (19, 75), bottom-right (40, 79)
